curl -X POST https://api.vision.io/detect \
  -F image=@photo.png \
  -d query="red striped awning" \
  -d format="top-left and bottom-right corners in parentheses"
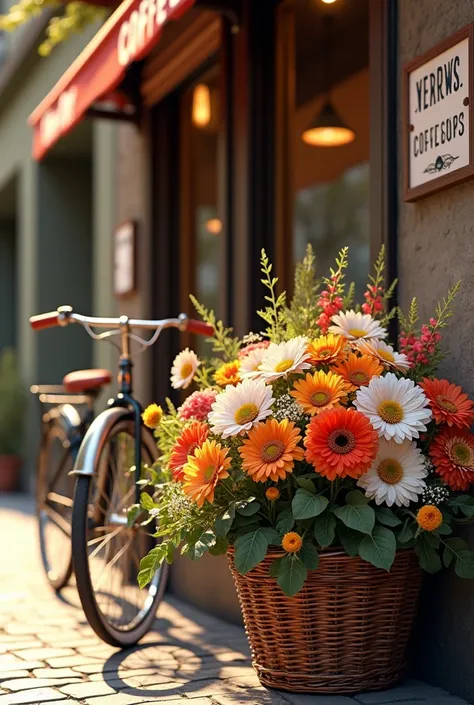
top-left (29, 0), bottom-right (195, 159)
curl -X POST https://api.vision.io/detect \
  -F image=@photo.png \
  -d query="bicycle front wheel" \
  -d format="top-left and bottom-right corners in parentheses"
top-left (37, 419), bottom-right (75, 591)
top-left (72, 416), bottom-right (168, 646)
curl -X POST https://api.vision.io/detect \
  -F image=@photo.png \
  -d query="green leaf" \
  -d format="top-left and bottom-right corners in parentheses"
top-left (140, 492), bottom-right (158, 511)
top-left (237, 500), bottom-right (261, 517)
top-left (138, 545), bottom-right (166, 588)
top-left (435, 523), bottom-right (452, 535)
top-left (269, 557), bottom-right (285, 577)
top-left (300, 542), bottom-right (320, 570)
top-left (276, 509), bottom-right (294, 534)
top-left (333, 493), bottom-right (375, 535)
top-left (277, 555), bottom-right (307, 596)
top-left (127, 503), bottom-right (141, 528)
top-left (260, 527), bottom-right (280, 544)
top-left (313, 511), bottom-right (336, 548)
top-left (375, 507), bottom-right (402, 527)
top-left (359, 526), bottom-right (396, 571)
top-left (296, 477), bottom-right (316, 493)
top-left (233, 513), bottom-right (260, 528)
top-left (443, 538), bottom-right (474, 578)
top-left (292, 489), bottom-right (328, 520)
top-left (397, 521), bottom-right (415, 544)
top-left (423, 533), bottom-right (440, 549)
top-left (186, 531), bottom-right (217, 561)
top-left (209, 535), bottom-right (229, 556)
top-left (215, 504), bottom-right (236, 537)
top-left (449, 495), bottom-right (474, 517)
top-left (337, 524), bottom-right (363, 557)
top-left (234, 529), bottom-right (269, 574)
top-left (415, 535), bottom-right (442, 574)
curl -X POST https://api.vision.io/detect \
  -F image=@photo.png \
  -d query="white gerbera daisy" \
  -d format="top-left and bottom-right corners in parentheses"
top-left (258, 336), bottom-right (311, 382)
top-left (329, 310), bottom-right (387, 341)
top-left (357, 438), bottom-right (427, 507)
top-left (354, 372), bottom-right (432, 443)
top-left (170, 348), bottom-right (200, 390)
top-left (239, 347), bottom-right (268, 379)
top-left (357, 339), bottom-right (411, 372)
top-left (208, 378), bottom-right (274, 438)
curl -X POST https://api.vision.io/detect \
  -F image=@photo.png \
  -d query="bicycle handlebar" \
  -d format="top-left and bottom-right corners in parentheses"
top-left (29, 306), bottom-right (214, 337)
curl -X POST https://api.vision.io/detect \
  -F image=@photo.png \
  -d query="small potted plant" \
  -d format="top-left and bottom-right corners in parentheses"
top-left (137, 246), bottom-right (474, 694)
top-left (0, 348), bottom-right (26, 491)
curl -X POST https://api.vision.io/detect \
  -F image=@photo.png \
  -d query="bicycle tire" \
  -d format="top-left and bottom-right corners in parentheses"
top-left (72, 415), bottom-right (169, 646)
top-left (37, 419), bottom-right (76, 591)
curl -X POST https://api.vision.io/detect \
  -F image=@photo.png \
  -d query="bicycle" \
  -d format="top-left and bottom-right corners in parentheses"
top-left (31, 381), bottom-right (103, 591)
top-left (30, 305), bottom-right (213, 646)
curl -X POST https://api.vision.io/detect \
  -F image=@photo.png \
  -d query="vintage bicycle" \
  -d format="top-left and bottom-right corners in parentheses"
top-left (30, 305), bottom-right (212, 646)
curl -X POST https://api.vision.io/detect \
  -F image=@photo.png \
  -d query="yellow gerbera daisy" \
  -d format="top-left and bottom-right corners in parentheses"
top-left (239, 418), bottom-right (304, 482)
top-left (182, 439), bottom-right (231, 508)
top-left (307, 333), bottom-right (346, 366)
top-left (332, 352), bottom-right (384, 392)
top-left (290, 370), bottom-right (347, 416)
top-left (214, 360), bottom-right (241, 387)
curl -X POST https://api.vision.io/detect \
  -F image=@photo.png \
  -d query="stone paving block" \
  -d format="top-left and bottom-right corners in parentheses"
top-left (0, 661), bottom-right (43, 671)
top-left (0, 655), bottom-right (26, 668)
top-left (355, 679), bottom-right (446, 703)
top-left (4, 623), bottom-right (61, 635)
top-left (0, 640), bottom-right (43, 654)
top-left (89, 668), bottom-right (170, 682)
top-left (83, 691), bottom-right (183, 704)
top-left (14, 647), bottom-right (76, 660)
top-left (431, 698), bottom-right (472, 704)
top-left (59, 679), bottom-right (129, 697)
top-left (2, 676), bottom-right (83, 691)
top-left (0, 687), bottom-right (67, 703)
top-left (211, 688), bottom-right (290, 705)
top-left (45, 654), bottom-right (103, 667)
top-left (32, 667), bottom-right (80, 678)
top-left (0, 670), bottom-right (30, 681)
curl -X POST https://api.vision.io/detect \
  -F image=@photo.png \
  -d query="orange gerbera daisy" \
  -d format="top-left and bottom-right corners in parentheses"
top-left (282, 532), bottom-right (303, 553)
top-left (304, 407), bottom-right (378, 480)
top-left (169, 421), bottom-right (209, 481)
top-left (182, 439), bottom-right (231, 507)
top-left (429, 426), bottom-right (474, 491)
top-left (417, 505), bottom-right (443, 532)
top-left (420, 378), bottom-right (474, 428)
top-left (306, 334), bottom-right (346, 366)
top-left (332, 352), bottom-right (383, 392)
top-left (290, 370), bottom-right (347, 416)
top-left (239, 418), bottom-right (304, 482)
top-left (214, 360), bottom-right (241, 387)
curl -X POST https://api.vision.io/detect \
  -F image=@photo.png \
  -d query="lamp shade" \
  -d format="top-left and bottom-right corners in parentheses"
top-left (302, 100), bottom-right (355, 147)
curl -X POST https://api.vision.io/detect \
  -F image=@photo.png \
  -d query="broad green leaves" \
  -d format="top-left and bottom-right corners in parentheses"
top-left (442, 537), bottom-right (474, 578)
top-left (359, 526), bottom-right (396, 571)
top-left (449, 495), bottom-right (474, 518)
top-left (333, 491), bottom-right (375, 535)
top-left (313, 511), bottom-right (336, 548)
top-left (275, 555), bottom-right (307, 596)
top-left (415, 534), bottom-right (442, 574)
top-left (299, 542), bottom-right (320, 570)
top-left (234, 529), bottom-right (270, 574)
top-left (276, 509), bottom-right (295, 534)
top-left (292, 489), bottom-right (328, 520)
top-left (138, 544), bottom-right (167, 589)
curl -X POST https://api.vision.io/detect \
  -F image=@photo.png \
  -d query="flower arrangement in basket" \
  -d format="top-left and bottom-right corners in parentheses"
top-left (136, 246), bottom-right (474, 693)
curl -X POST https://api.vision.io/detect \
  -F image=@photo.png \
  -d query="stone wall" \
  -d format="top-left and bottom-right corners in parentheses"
top-left (398, 1), bottom-right (474, 700)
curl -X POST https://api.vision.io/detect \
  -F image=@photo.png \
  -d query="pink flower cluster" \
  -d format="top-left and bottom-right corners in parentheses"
top-left (362, 284), bottom-right (384, 316)
top-left (178, 389), bottom-right (217, 422)
top-left (317, 276), bottom-right (344, 333)
top-left (399, 319), bottom-right (442, 367)
top-left (238, 340), bottom-right (270, 359)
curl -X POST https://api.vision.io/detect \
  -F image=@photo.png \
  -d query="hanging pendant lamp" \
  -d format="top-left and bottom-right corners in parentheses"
top-left (302, 11), bottom-right (355, 147)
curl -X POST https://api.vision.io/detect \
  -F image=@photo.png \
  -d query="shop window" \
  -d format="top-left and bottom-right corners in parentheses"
top-left (180, 64), bottom-right (224, 334)
top-left (287, 0), bottom-right (370, 297)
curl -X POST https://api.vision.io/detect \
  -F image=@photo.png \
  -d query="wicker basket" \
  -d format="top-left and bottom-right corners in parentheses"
top-left (228, 547), bottom-right (422, 694)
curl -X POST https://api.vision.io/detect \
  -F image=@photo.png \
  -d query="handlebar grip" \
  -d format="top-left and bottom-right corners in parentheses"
top-left (30, 312), bottom-right (59, 331)
top-left (186, 319), bottom-right (214, 337)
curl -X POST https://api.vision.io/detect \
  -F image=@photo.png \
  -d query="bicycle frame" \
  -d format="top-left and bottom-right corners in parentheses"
top-left (30, 306), bottom-right (213, 505)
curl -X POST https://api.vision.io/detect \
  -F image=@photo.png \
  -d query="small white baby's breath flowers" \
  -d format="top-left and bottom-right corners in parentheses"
top-left (272, 394), bottom-right (306, 423)
top-left (421, 484), bottom-right (450, 506)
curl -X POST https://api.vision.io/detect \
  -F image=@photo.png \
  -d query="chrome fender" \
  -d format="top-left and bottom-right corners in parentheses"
top-left (47, 403), bottom-right (82, 433)
top-left (69, 407), bottom-right (132, 477)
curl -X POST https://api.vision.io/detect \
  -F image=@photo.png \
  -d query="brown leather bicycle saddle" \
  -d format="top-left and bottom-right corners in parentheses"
top-left (63, 369), bottom-right (112, 393)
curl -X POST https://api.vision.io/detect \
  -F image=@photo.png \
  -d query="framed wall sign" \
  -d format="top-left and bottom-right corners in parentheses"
top-left (114, 220), bottom-right (136, 297)
top-left (403, 23), bottom-right (474, 202)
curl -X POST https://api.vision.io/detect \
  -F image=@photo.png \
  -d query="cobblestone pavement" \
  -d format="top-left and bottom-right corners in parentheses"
top-left (0, 494), bottom-right (470, 705)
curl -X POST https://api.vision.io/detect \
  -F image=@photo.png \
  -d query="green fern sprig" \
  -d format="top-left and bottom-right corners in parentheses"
top-left (284, 244), bottom-right (320, 338)
top-left (257, 249), bottom-right (287, 343)
top-left (190, 295), bottom-right (240, 361)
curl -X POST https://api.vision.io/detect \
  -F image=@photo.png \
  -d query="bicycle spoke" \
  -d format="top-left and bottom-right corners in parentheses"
top-left (47, 491), bottom-right (73, 508)
top-left (41, 504), bottom-right (71, 537)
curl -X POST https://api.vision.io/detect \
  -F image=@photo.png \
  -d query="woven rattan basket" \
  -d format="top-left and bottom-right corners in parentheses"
top-left (228, 547), bottom-right (422, 694)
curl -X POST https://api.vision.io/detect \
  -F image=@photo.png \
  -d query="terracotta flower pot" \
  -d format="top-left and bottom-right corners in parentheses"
top-left (228, 547), bottom-right (422, 694)
top-left (0, 455), bottom-right (22, 492)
